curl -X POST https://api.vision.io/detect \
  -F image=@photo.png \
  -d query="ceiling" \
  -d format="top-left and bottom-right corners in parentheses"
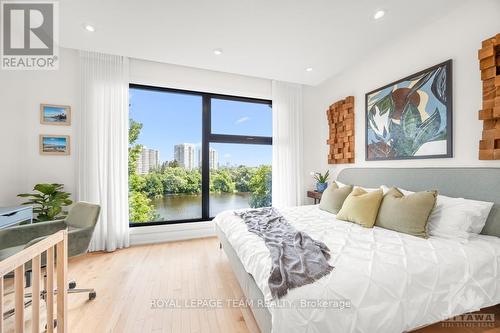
top-left (59, 0), bottom-right (469, 85)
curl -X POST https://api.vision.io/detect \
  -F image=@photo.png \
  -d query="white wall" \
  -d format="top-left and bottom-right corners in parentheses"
top-left (130, 58), bottom-right (271, 100)
top-left (0, 48), bottom-right (79, 206)
top-left (302, 0), bottom-right (500, 201)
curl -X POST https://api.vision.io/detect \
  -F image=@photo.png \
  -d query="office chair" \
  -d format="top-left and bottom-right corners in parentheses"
top-left (0, 202), bottom-right (101, 321)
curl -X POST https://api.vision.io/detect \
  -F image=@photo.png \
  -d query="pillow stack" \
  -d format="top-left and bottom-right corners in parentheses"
top-left (380, 185), bottom-right (494, 240)
top-left (319, 181), bottom-right (494, 240)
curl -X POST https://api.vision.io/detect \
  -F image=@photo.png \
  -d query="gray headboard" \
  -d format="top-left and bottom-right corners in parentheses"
top-left (337, 167), bottom-right (500, 237)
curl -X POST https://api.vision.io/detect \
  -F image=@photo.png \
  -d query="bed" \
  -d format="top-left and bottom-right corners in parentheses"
top-left (214, 167), bottom-right (500, 333)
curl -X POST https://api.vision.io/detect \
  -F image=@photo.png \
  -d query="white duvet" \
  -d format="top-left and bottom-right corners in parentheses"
top-left (214, 205), bottom-right (500, 333)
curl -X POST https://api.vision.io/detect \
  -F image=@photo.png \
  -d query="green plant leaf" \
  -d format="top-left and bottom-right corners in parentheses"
top-left (401, 103), bottom-right (422, 139)
top-left (46, 206), bottom-right (62, 219)
top-left (388, 120), bottom-right (414, 157)
top-left (373, 93), bottom-right (394, 116)
top-left (28, 198), bottom-right (45, 203)
top-left (36, 215), bottom-right (50, 222)
top-left (33, 183), bottom-right (57, 195)
top-left (17, 193), bottom-right (43, 198)
top-left (412, 108), bottom-right (441, 153)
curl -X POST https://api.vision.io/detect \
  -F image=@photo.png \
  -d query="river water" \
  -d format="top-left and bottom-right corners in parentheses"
top-left (151, 192), bottom-right (251, 221)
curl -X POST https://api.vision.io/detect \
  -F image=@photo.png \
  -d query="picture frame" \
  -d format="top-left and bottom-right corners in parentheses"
top-left (39, 135), bottom-right (71, 155)
top-left (40, 104), bottom-right (71, 126)
top-left (365, 60), bottom-right (453, 161)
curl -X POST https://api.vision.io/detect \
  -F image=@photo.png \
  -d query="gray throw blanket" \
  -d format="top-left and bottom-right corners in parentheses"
top-left (235, 207), bottom-right (333, 299)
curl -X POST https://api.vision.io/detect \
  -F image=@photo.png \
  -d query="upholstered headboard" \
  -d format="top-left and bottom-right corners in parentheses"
top-left (337, 168), bottom-right (500, 237)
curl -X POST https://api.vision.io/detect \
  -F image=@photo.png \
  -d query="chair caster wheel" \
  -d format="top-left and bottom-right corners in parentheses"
top-left (69, 281), bottom-right (77, 289)
top-left (89, 291), bottom-right (97, 300)
top-left (45, 319), bottom-right (57, 329)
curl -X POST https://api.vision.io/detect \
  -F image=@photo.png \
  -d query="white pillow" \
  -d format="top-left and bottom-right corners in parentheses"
top-left (335, 180), bottom-right (348, 187)
top-left (380, 185), bottom-right (493, 239)
top-left (336, 180), bottom-right (381, 193)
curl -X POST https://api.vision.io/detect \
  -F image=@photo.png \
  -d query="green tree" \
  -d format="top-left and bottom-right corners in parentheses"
top-left (163, 167), bottom-right (188, 193)
top-left (211, 169), bottom-right (236, 193)
top-left (128, 119), bottom-right (143, 176)
top-left (129, 173), bottom-right (146, 192)
top-left (231, 166), bottom-right (256, 192)
top-left (143, 173), bottom-right (164, 199)
top-left (128, 118), bottom-right (156, 222)
top-left (184, 169), bottom-right (202, 194)
top-left (249, 165), bottom-right (272, 208)
top-left (168, 160), bottom-right (179, 168)
top-left (129, 192), bottom-right (158, 222)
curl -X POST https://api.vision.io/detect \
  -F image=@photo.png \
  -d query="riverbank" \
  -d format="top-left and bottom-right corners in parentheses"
top-left (151, 192), bottom-right (251, 221)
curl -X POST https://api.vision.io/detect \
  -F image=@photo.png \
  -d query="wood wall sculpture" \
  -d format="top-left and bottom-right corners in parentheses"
top-left (478, 34), bottom-right (500, 160)
top-left (327, 96), bottom-right (355, 164)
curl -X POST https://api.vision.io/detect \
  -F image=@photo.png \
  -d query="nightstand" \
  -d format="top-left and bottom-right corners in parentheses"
top-left (307, 191), bottom-right (323, 204)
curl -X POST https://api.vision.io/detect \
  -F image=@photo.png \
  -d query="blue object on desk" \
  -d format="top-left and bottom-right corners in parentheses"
top-left (0, 206), bottom-right (33, 229)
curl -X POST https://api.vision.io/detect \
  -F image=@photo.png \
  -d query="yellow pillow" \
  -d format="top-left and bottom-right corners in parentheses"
top-left (336, 187), bottom-right (383, 228)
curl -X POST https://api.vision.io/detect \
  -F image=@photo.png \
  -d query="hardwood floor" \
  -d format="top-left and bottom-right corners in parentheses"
top-left (2, 237), bottom-right (499, 332)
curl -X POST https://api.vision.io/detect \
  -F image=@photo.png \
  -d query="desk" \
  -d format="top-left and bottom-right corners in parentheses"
top-left (0, 206), bottom-right (33, 229)
top-left (307, 191), bottom-right (323, 204)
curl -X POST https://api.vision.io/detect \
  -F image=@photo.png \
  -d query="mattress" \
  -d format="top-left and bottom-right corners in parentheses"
top-left (214, 205), bottom-right (500, 333)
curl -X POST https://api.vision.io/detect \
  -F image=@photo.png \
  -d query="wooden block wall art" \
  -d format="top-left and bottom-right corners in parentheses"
top-left (326, 96), bottom-right (355, 164)
top-left (478, 33), bottom-right (500, 160)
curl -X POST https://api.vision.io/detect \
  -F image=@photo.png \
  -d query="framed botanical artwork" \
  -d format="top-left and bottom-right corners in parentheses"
top-left (40, 104), bottom-right (71, 126)
top-left (39, 135), bottom-right (71, 155)
top-left (365, 60), bottom-right (453, 161)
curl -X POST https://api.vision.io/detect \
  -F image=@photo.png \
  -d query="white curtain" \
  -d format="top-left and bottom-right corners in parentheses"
top-left (271, 81), bottom-right (304, 208)
top-left (77, 51), bottom-right (130, 252)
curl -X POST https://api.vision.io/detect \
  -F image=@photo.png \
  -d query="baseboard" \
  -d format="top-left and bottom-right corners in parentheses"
top-left (129, 221), bottom-right (216, 246)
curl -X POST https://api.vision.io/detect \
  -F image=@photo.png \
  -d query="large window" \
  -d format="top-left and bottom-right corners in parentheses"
top-left (128, 85), bottom-right (272, 226)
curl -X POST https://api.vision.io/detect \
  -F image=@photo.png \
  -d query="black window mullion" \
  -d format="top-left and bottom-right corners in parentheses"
top-left (202, 95), bottom-right (211, 220)
top-left (209, 133), bottom-right (272, 145)
top-left (209, 94), bottom-right (271, 105)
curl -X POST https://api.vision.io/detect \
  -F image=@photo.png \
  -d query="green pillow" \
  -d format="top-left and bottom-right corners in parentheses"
top-left (319, 183), bottom-right (353, 214)
top-left (375, 187), bottom-right (437, 238)
top-left (336, 187), bottom-right (383, 228)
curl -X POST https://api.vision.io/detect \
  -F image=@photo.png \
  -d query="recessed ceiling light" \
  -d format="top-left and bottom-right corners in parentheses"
top-left (84, 24), bottom-right (95, 32)
top-left (305, 67), bottom-right (313, 72)
top-left (373, 10), bottom-right (385, 20)
top-left (213, 48), bottom-right (223, 55)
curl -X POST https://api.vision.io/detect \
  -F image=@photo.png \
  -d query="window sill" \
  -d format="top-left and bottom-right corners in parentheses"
top-left (129, 220), bottom-right (215, 246)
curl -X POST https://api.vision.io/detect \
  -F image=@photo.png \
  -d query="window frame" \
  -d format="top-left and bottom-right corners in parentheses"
top-left (129, 83), bottom-right (272, 227)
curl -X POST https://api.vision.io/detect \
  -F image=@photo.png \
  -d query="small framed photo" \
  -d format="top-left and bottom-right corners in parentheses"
top-left (39, 135), bottom-right (71, 155)
top-left (40, 104), bottom-right (71, 126)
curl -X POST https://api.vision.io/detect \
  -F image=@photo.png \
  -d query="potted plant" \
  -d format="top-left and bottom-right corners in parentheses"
top-left (310, 171), bottom-right (330, 192)
top-left (18, 183), bottom-right (73, 222)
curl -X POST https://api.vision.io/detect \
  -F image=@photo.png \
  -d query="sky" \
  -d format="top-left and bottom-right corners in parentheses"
top-left (129, 88), bottom-right (272, 167)
top-left (43, 136), bottom-right (67, 145)
top-left (43, 106), bottom-right (66, 116)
